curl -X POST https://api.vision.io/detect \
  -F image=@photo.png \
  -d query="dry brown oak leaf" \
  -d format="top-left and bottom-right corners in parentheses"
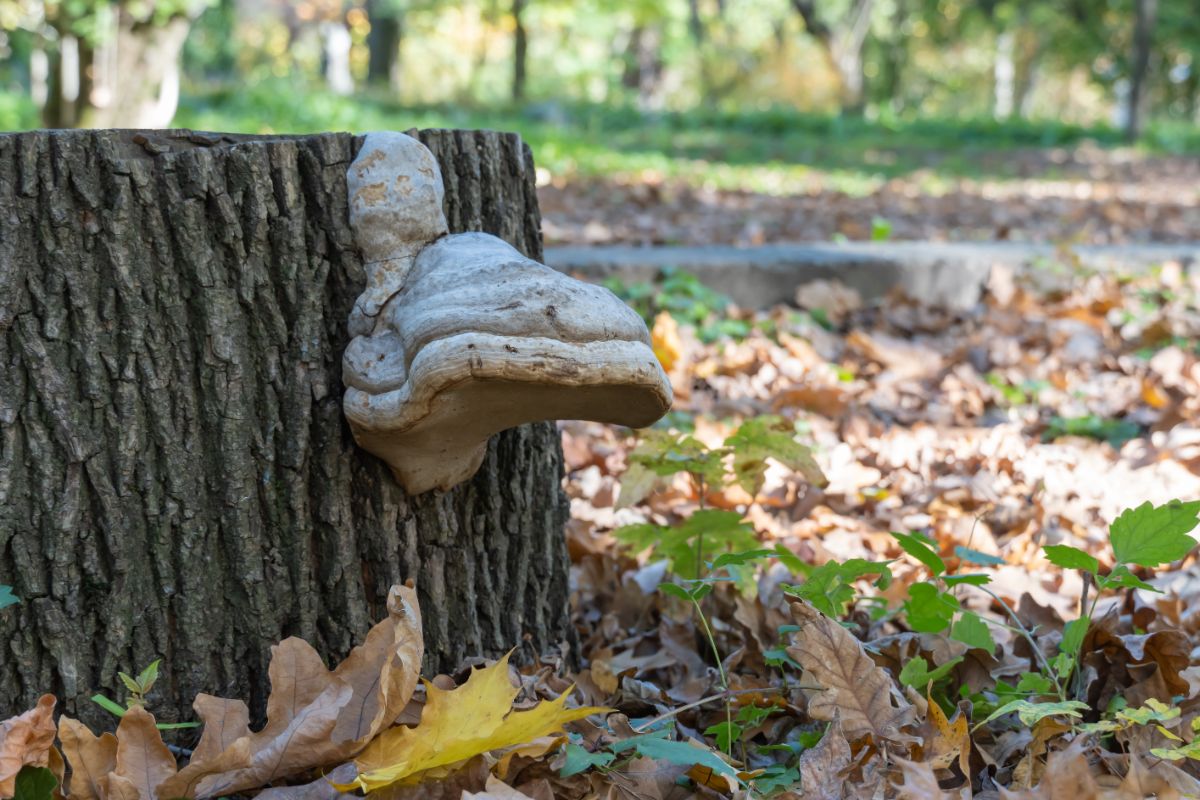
top-left (787, 601), bottom-right (918, 746)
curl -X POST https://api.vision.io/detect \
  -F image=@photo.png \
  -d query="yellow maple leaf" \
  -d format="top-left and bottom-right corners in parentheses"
top-left (335, 651), bottom-right (609, 793)
top-left (925, 690), bottom-right (970, 775)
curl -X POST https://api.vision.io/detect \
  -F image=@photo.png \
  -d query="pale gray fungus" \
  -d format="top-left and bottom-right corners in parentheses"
top-left (344, 132), bottom-right (672, 494)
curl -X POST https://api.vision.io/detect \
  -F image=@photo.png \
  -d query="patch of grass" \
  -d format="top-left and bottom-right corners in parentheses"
top-left (167, 81), bottom-right (1200, 193)
top-left (6, 79), bottom-right (1196, 193)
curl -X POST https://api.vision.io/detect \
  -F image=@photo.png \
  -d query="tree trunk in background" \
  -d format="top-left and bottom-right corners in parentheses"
top-left (0, 129), bottom-right (571, 728)
top-left (42, 9), bottom-right (197, 129)
top-left (512, 0), bottom-right (528, 102)
top-left (367, 1), bottom-right (404, 91)
top-left (790, 0), bottom-right (874, 114)
top-left (1125, 0), bottom-right (1158, 141)
top-left (994, 30), bottom-right (1015, 119)
top-left (622, 26), bottom-right (666, 110)
top-left (322, 22), bottom-right (355, 95)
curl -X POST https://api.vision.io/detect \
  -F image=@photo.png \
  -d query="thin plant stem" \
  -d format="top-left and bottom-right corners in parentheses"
top-left (633, 687), bottom-right (794, 733)
top-left (973, 585), bottom-right (1063, 696)
top-left (690, 595), bottom-right (735, 756)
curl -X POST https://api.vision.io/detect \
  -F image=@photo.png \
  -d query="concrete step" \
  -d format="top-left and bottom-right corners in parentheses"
top-left (544, 242), bottom-right (1200, 310)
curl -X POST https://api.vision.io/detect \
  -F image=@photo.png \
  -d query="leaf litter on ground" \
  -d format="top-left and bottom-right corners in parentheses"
top-left (6, 257), bottom-right (1200, 798)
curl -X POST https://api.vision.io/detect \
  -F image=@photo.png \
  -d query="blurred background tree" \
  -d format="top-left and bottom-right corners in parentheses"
top-left (0, 0), bottom-right (1195, 151)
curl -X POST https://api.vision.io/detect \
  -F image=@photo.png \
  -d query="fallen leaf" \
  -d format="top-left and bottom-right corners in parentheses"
top-left (893, 758), bottom-right (970, 799)
top-left (159, 584), bottom-right (423, 799)
top-left (461, 775), bottom-right (538, 799)
top-left (999, 737), bottom-right (1100, 799)
top-left (107, 707), bottom-right (177, 800)
top-left (0, 695), bottom-right (57, 798)
top-left (338, 652), bottom-right (609, 792)
top-left (252, 763), bottom-right (358, 800)
top-left (787, 601), bottom-right (917, 745)
top-left (651, 311), bottom-right (683, 373)
top-left (58, 718), bottom-right (117, 800)
top-left (795, 716), bottom-right (852, 800)
top-left (924, 694), bottom-right (969, 774)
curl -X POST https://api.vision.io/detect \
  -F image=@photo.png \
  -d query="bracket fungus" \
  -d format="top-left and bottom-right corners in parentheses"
top-left (343, 132), bottom-right (673, 494)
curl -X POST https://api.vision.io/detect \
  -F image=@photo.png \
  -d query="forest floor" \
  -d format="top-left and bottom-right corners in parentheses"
top-left (538, 145), bottom-right (1200, 247)
top-left (536, 255), bottom-right (1200, 797)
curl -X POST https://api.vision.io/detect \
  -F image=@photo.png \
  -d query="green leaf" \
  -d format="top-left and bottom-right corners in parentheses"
top-left (1118, 699), bottom-right (1180, 727)
top-left (560, 743), bottom-right (615, 777)
top-left (1043, 545), bottom-right (1099, 573)
top-left (0, 584), bottom-right (18, 610)
top-left (90, 694), bottom-right (127, 718)
top-left (1152, 740), bottom-right (1200, 762)
top-left (1095, 565), bottom-right (1159, 592)
top-left (14, 766), bottom-right (57, 800)
top-left (904, 583), bottom-right (958, 633)
top-left (1015, 672), bottom-right (1055, 695)
top-left (1061, 616), bottom-right (1089, 656)
top-left (705, 720), bottom-right (741, 751)
top-left (1110, 500), bottom-right (1200, 568)
top-left (763, 647), bottom-right (801, 669)
top-left (951, 613), bottom-right (996, 652)
top-left (771, 544), bottom-right (809, 575)
top-left (623, 430), bottom-right (727, 494)
top-left (615, 510), bottom-right (759, 581)
top-left (659, 582), bottom-right (710, 602)
top-left (711, 549), bottom-right (776, 569)
top-left (724, 416), bottom-right (826, 494)
top-left (736, 705), bottom-right (773, 727)
top-left (118, 672), bottom-right (142, 695)
top-left (786, 558), bottom-right (890, 618)
top-left (897, 655), bottom-right (964, 689)
top-left (980, 699), bottom-right (1090, 728)
top-left (942, 573), bottom-right (992, 587)
top-left (954, 547), bottom-right (1005, 566)
top-left (892, 532), bottom-right (946, 576)
top-left (135, 659), bottom-right (160, 693)
top-left (870, 216), bottom-right (893, 241)
top-left (752, 765), bottom-right (801, 793)
top-left (632, 738), bottom-right (740, 780)
top-left (1051, 653), bottom-right (1075, 680)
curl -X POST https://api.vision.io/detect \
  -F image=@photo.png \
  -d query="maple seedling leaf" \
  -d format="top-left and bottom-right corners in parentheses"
top-left (337, 651), bottom-right (610, 793)
top-left (1110, 499), bottom-right (1200, 568)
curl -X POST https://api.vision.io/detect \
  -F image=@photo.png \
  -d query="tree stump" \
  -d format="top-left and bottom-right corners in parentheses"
top-left (0, 129), bottom-right (572, 726)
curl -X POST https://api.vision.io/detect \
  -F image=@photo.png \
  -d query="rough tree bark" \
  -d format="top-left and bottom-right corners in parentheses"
top-left (0, 129), bottom-right (572, 727)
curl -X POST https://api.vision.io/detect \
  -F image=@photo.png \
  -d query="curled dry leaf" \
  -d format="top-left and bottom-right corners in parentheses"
top-left (58, 718), bottom-right (117, 800)
top-left (0, 694), bottom-right (57, 798)
top-left (156, 583), bottom-right (423, 799)
top-left (795, 715), bottom-right (852, 800)
top-left (787, 601), bottom-right (917, 745)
